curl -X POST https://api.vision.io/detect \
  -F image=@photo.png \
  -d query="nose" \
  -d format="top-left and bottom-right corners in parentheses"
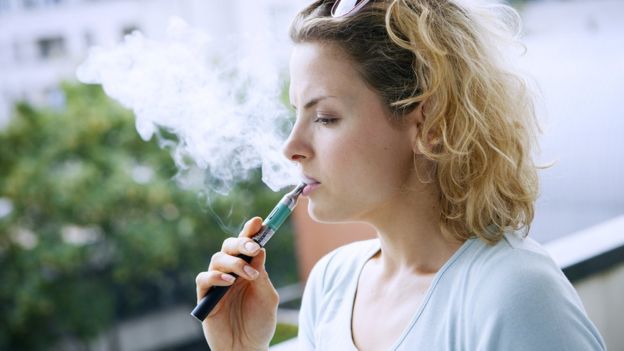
top-left (282, 121), bottom-right (312, 162)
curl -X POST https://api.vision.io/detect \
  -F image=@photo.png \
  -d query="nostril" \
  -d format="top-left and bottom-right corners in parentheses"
top-left (291, 154), bottom-right (306, 161)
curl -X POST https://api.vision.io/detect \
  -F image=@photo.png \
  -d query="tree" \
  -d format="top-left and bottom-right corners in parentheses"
top-left (0, 83), bottom-right (299, 350)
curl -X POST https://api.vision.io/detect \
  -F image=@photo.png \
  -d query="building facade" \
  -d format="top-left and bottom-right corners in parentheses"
top-left (0, 0), bottom-right (306, 126)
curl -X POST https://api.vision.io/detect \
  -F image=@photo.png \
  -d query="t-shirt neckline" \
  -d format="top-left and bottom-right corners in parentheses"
top-left (346, 237), bottom-right (476, 350)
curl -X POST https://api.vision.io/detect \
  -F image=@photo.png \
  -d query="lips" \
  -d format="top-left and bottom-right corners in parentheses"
top-left (302, 182), bottom-right (321, 196)
top-left (301, 175), bottom-right (321, 196)
top-left (302, 175), bottom-right (320, 185)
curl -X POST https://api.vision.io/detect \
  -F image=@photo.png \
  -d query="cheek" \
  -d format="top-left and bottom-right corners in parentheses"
top-left (325, 125), bottom-right (410, 177)
top-left (322, 136), bottom-right (365, 186)
top-left (315, 132), bottom-right (355, 171)
top-left (308, 131), bottom-right (412, 222)
top-left (352, 128), bottom-right (413, 187)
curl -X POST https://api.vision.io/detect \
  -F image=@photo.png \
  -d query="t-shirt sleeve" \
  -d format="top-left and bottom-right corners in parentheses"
top-left (297, 252), bottom-right (333, 350)
top-left (472, 251), bottom-right (606, 351)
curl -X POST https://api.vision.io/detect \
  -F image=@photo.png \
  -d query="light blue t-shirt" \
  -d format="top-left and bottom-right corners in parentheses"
top-left (297, 233), bottom-right (606, 350)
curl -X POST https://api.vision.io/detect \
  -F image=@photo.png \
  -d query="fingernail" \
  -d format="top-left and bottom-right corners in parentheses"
top-left (221, 274), bottom-right (235, 283)
top-left (244, 241), bottom-right (260, 254)
top-left (244, 265), bottom-right (259, 278)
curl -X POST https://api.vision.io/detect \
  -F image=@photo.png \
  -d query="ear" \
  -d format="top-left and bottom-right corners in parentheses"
top-left (405, 101), bottom-right (427, 155)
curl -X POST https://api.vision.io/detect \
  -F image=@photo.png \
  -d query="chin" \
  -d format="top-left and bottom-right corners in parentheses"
top-left (307, 198), bottom-right (351, 224)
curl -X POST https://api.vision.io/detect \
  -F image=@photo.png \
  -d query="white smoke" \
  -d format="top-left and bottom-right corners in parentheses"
top-left (76, 17), bottom-right (298, 195)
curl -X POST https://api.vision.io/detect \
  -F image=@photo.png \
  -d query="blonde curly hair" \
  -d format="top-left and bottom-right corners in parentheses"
top-left (290, 0), bottom-right (539, 245)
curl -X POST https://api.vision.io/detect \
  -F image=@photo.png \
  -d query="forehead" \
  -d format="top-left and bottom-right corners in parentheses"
top-left (288, 42), bottom-right (366, 103)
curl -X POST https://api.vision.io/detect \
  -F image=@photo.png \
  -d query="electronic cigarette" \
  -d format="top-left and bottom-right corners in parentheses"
top-left (190, 182), bottom-right (306, 322)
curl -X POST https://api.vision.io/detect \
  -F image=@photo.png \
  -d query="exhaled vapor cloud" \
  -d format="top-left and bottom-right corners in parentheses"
top-left (77, 17), bottom-right (298, 196)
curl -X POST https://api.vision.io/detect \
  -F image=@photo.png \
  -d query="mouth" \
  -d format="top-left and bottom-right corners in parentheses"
top-left (301, 175), bottom-right (321, 196)
top-left (302, 175), bottom-right (320, 185)
top-left (302, 183), bottom-right (321, 196)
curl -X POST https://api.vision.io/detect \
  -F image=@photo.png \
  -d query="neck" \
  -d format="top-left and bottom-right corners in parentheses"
top-left (363, 182), bottom-right (464, 278)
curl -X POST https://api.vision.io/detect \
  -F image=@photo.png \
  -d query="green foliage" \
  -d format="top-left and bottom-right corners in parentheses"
top-left (270, 323), bottom-right (298, 346)
top-left (0, 83), bottom-right (299, 350)
top-left (506, 0), bottom-right (528, 10)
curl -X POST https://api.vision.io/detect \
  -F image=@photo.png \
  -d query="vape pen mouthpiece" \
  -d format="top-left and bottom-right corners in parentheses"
top-left (291, 183), bottom-right (306, 197)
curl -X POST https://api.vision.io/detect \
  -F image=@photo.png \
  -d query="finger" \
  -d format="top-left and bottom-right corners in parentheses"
top-left (239, 216), bottom-right (264, 239)
top-left (195, 271), bottom-right (236, 301)
top-left (249, 247), bottom-right (267, 272)
top-left (246, 249), bottom-right (280, 303)
top-left (221, 237), bottom-right (261, 256)
top-left (208, 252), bottom-right (260, 280)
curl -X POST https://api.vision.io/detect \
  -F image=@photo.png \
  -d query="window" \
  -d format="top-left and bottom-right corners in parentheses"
top-left (17, 0), bottom-right (63, 11)
top-left (22, 0), bottom-right (39, 9)
top-left (36, 36), bottom-right (66, 60)
top-left (121, 25), bottom-right (140, 38)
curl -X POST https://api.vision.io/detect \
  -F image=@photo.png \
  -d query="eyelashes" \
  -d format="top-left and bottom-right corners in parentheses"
top-left (313, 116), bottom-right (339, 126)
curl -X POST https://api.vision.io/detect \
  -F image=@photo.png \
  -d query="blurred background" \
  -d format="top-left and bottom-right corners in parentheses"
top-left (0, 0), bottom-right (623, 350)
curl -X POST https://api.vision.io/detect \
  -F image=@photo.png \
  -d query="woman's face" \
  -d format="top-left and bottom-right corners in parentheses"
top-left (284, 42), bottom-right (417, 223)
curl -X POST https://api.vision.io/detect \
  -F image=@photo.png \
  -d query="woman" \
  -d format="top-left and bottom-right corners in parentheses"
top-left (195, 0), bottom-right (606, 350)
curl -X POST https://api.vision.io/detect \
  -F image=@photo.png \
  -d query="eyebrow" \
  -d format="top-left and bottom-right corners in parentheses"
top-left (291, 95), bottom-right (336, 111)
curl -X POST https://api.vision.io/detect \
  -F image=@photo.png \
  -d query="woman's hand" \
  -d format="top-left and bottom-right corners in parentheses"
top-left (195, 217), bottom-right (279, 351)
